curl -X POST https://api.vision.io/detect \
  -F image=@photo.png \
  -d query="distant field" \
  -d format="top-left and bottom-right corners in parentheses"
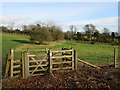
top-left (2, 33), bottom-right (119, 68)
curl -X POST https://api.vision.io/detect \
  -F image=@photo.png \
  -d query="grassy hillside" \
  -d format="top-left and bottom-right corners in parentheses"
top-left (2, 33), bottom-right (31, 66)
top-left (2, 33), bottom-right (118, 68)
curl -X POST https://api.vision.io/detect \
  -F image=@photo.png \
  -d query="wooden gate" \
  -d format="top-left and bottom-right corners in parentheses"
top-left (5, 48), bottom-right (78, 78)
top-left (48, 48), bottom-right (77, 73)
top-left (23, 51), bottom-right (48, 77)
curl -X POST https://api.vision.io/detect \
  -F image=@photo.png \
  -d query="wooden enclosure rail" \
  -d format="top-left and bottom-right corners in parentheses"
top-left (77, 58), bottom-right (100, 69)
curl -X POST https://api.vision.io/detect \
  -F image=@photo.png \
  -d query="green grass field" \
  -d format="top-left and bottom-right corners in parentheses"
top-left (2, 33), bottom-right (119, 68)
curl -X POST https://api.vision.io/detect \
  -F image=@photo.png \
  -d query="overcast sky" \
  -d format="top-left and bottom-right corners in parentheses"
top-left (1, 2), bottom-right (118, 32)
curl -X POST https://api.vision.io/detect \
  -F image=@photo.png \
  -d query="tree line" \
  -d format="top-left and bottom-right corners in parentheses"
top-left (0, 23), bottom-right (120, 45)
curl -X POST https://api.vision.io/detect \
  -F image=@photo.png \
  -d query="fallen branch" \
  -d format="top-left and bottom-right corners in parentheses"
top-left (77, 58), bottom-right (100, 69)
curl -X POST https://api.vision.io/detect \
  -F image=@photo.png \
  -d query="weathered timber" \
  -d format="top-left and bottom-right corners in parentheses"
top-left (72, 50), bottom-right (74, 70)
top-left (114, 48), bottom-right (118, 68)
top-left (21, 52), bottom-right (25, 78)
top-left (5, 54), bottom-right (11, 78)
top-left (10, 49), bottom-right (14, 77)
top-left (29, 68), bottom-right (47, 72)
top-left (52, 61), bottom-right (72, 64)
top-left (24, 51), bottom-right (29, 77)
top-left (13, 65), bottom-right (21, 68)
top-left (74, 50), bottom-right (77, 70)
top-left (13, 70), bottom-right (21, 74)
top-left (51, 55), bottom-right (73, 59)
top-left (51, 50), bottom-right (73, 53)
top-left (52, 67), bottom-right (72, 70)
top-left (77, 58), bottom-right (100, 69)
top-left (13, 60), bottom-right (21, 63)
top-left (29, 64), bottom-right (48, 68)
top-left (48, 50), bottom-right (52, 73)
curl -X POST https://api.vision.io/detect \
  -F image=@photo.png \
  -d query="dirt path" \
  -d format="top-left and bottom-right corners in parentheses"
top-left (2, 65), bottom-right (120, 89)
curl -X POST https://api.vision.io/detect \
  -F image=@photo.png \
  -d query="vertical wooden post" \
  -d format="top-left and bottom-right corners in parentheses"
top-left (45, 47), bottom-right (49, 53)
top-left (74, 50), bottom-right (77, 70)
top-left (24, 51), bottom-right (29, 77)
top-left (5, 54), bottom-right (10, 78)
top-left (114, 48), bottom-right (118, 68)
top-left (21, 52), bottom-right (25, 78)
top-left (10, 48), bottom-right (14, 77)
top-left (48, 50), bottom-right (52, 73)
top-left (72, 49), bottom-right (74, 70)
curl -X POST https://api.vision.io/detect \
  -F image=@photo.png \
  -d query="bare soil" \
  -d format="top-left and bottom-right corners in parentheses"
top-left (2, 65), bottom-right (120, 89)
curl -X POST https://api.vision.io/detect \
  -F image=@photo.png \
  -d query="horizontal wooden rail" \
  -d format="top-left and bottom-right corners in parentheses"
top-left (13, 70), bottom-right (21, 74)
top-left (77, 58), bottom-right (100, 69)
top-left (29, 60), bottom-right (47, 63)
top-left (15, 49), bottom-right (45, 52)
top-left (30, 73), bottom-right (45, 76)
top-left (28, 55), bottom-right (36, 57)
top-left (51, 55), bottom-right (73, 59)
top-left (13, 65), bottom-right (21, 68)
top-left (29, 69), bottom-right (47, 72)
top-left (29, 64), bottom-right (48, 68)
top-left (51, 50), bottom-right (73, 53)
top-left (52, 61), bottom-right (72, 64)
top-left (52, 67), bottom-right (72, 70)
top-left (13, 60), bottom-right (21, 63)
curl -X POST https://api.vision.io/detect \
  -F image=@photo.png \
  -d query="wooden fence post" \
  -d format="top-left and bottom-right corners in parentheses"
top-left (72, 49), bottom-right (74, 70)
top-left (48, 50), bottom-right (52, 73)
top-left (21, 52), bottom-right (25, 78)
top-left (24, 51), bottom-right (29, 77)
top-left (10, 48), bottom-right (14, 77)
top-left (74, 50), bottom-right (77, 70)
top-left (45, 47), bottom-right (49, 53)
top-left (114, 48), bottom-right (118, 68)
top-left (5, 54), bottom-right (11, 78)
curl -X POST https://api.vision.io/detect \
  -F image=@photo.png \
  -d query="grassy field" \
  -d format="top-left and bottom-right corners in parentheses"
top-left (2, 33), bottom-right (119, 68)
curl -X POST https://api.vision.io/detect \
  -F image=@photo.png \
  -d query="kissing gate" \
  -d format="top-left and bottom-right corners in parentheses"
top-left (5, 48), bottom-right (77, 78)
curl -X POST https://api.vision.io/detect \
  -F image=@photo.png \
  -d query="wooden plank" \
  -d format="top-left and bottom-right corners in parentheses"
top-left (14, 49), bottom-right (25, 52)
top-left (29, 60), bottom-right (47, 63)
top-left (22, 52), bottom-right (25, 78)
top-left (29, 68), bottom-right (47, 72)
top-left (29, 64), bottom-right (48, 68)
top-left (114, 48), bottom-right (118, 68)
top-left (10, 49), bottom-right (14, 77)
top-left (74, 50), bottom-right (77, 70)
top-left (72, 50), bottom-right (74, 70)
top-left (28, 55), bottom-right (36, 57)
top-left (52, 61), bottom-right (72, 64)
top-left (48, 50), bottom-right (52, 73)
top-left (13, 65), bottom-right (21, 68)
top-left (13, 70), bottom-right (21, 74)
top-left (15, 49), bottom-right (45, 52)
top-left (5, 54), bottom-right (11, 78)
top-left (13, 60), bottom-right (21, 63)
top-left (52, 67), bottom-right (72, 70)
top-left (24, 51), bottom-right (29, 77)
top-left (77, 59), bottom-right (100, 69)
top-left (30, 73), bottom-right (45, 76)
top-left (51, 55), bottom-right (73, 59)
top-left (36, 53), bottom-right (47, 56)
top-left (28, 49), bottom-right (45, 51)
top-left (51, 50), bottom-right (73, 53)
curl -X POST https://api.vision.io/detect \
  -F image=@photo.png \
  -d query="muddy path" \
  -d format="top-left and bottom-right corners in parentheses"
top-left (2, 65), bottom-right (120, 89)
